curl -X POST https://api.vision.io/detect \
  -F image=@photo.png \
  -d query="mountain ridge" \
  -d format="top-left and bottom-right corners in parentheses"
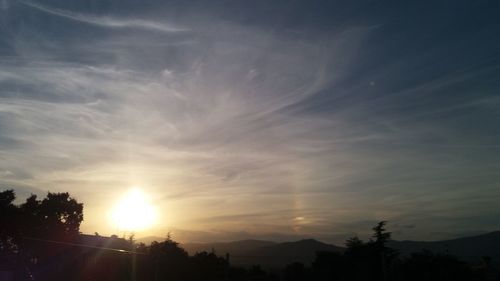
top-left (136, 231), bottom-right (500, 266)
top-left (389, 230), bottom-right (500, 261)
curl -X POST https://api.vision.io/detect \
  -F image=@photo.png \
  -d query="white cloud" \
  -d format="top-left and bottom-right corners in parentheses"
top-left (19, 0), bottom-right (187, 33)
top-left (1, 1), bottom-right (499, 242)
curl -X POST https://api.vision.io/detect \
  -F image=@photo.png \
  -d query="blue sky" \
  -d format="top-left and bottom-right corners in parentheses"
top-left (0, 0), bottom-right (499, 243)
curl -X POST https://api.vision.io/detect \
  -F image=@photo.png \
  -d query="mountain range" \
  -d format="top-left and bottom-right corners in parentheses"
top-left (388, 231), bottom-right (500, 262)
top-left (139, 231), bottom-right (500, 267)
top-left (182, 239), bottom-right (343, 267)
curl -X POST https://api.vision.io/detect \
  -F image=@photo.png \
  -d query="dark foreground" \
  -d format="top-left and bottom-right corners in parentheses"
top-left (1, 190), bottom-right (499, 281)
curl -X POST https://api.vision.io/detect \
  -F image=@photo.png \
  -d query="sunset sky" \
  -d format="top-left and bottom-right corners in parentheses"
top-left (0, 0), bottom-right (499, 244)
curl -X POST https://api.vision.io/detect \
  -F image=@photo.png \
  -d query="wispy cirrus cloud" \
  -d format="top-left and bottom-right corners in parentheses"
top-left (1, 0), bottom-right (499, 243)
top-left (18, 0), bottom-right (187, 33)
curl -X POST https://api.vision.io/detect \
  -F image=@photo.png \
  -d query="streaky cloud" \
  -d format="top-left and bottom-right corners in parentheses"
top-left (1, 0), bottom-right (499, 243)
top-left (18, 0), bottom-right (188, 33)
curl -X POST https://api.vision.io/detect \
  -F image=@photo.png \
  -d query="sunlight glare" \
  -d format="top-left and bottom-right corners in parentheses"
top-left (110, 188), bottom-right (158, 232)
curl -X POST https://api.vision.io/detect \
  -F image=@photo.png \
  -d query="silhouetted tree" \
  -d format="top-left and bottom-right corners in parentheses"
top-left (190, 251), bottom-right (228, 281)
top-left (16, 192), bottom-right (83, 243)
top-left (135, 242), bottom-right (148, 254)
top-left (2, 192), bottom-right (497, 281)
top-left (149, 236), bottom-right (190, 281)
top-left (343, 236), bottom-right (373, 281)
top-left (345, 236), bottom-right (364, 249)
top-left (369, 221), bottom-right (397, 281)
top-left (247, 265), bottom-right (278, 281)
top-left (312, 251), bottom-right (345, 281)
top-left (284, 262), bottom-right (310, 281)
top-left (340, 221), bottom-right (399, 281)
top-left (0, 190), bottom-right (18, 241)
top-left (39, 192), bottom-right (83, 238)
top-left (0, 190), bottom-right (84, 281)
top-left (394, 250), bottom-right (483, 281)
top-left (0, 190), bottom-right (30, 280)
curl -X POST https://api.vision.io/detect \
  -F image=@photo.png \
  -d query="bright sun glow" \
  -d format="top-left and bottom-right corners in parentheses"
top-left (110, 188), bottom-right (158, 232)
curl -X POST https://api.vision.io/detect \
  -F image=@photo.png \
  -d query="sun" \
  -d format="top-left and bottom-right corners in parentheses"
top-left (110, 188), bottom-right (158, 232)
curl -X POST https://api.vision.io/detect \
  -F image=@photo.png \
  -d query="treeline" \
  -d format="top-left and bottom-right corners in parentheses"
top-left (1, 190), bottom-right (498, 281)
top-left (281, 222), bottom-right (497, 281)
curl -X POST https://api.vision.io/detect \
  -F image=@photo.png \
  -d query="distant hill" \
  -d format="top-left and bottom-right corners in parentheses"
top-left (389, 231), bottom-right (500, 261)
top-left (137, 231), bottom-right (500, 267)
top-left (136, 236), bottom-right (167, 245)
top-left (182, 239), bottom-right (277, 256)
top-left (182, 239), bottom-right (343, 267)
top-left (244, 239), bottom-right (344, 267)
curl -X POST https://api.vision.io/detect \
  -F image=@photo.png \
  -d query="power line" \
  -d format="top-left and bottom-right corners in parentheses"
top-left (22, 237), bottom-right (146, 255)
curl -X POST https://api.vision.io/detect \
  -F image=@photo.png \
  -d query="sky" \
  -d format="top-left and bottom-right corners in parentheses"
top-left (0, 0), bottom-right (499, 244)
